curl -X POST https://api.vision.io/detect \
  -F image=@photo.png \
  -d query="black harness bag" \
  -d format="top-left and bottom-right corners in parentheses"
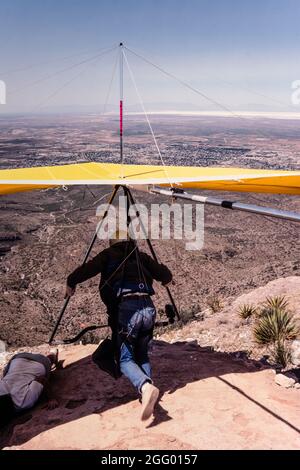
top-left (92, 337), bottom-right (122, 380)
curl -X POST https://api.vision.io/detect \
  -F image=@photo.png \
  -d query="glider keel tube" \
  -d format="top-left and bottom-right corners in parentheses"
top-left (148, 186), bottom-right (300, 223)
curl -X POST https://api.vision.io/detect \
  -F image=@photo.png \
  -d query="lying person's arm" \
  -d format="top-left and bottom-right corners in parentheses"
top-left (35, 376), bottom-right (59, 410)
top-left (21, 380), bottom-right (44, 410)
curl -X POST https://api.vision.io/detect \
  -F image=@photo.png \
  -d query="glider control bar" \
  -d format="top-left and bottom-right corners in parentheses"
top-left (145, 186), bottom-right (300, 223)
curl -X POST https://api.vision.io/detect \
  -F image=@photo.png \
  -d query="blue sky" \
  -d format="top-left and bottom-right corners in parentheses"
top-left (1, 0), bottom-right (300, 112)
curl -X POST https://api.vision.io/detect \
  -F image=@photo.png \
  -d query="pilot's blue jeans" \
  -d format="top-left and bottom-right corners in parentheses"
top-left (118, 297), bottom-right (156, 393)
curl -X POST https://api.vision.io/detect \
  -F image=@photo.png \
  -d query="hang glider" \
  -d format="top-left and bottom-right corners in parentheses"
top-left (1, 42), bottom-right (299, 346)
top-left (1, 161), bottom-right (300, 196)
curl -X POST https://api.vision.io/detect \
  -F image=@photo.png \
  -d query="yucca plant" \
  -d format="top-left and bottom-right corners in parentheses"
top-left (263, 295), bottom-right (289, 312)
top-left (238, 304), bottom-right (257, 319)
top-left (274, 342), bottom-right (291, 368)
top-left (207, 296), bottom-right (223, 314)
top-left (254, 309), bottom-right (298, 345)
top-left (254, 299), bottom-right (299, 368)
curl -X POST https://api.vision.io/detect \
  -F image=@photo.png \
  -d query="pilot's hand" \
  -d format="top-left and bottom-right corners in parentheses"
top-left (46, 399), bottom-right (59, 410)
top-left (65, 285), bottom-right (76, 299)
top-left (42, 399), bottom-right (59, 411)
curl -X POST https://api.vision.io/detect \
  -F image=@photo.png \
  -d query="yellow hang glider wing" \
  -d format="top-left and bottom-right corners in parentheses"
top-left (0, 162), bottom-right (300, 195)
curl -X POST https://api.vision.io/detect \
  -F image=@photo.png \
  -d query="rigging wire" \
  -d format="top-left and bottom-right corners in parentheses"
top-left (28, 46), bottom-right (118, 202)
top-left (62, 190), bottom-right (112, 217)
top-left (124, 46), bottom-right (247, 119)
top-left (103, 49), bottom-right (119, 114)
top-left (30, 46), bottom-right (117, 113)
top-left (26, 49), bottom-right (124, 215)
top-left (212, 78), bottom-right (295, 111)
top-left (91, 191), bottom-right (113, 207)
top-left (8, 45), bottom-right (117, 97)
top-left (85, 185), bottom-right (97, 199)
top-left (127, 186), bottom-right (181, 315)
top-left (123, 49), bottom-right (174, 188)
top-left (13, 45), bottom-right (119, 207)
top-left (0, 45), bottom-right (114, 77)
top-left (99, 245), bottom-right (138, 293)
top-left (124, 46), bottom-right (294, 141)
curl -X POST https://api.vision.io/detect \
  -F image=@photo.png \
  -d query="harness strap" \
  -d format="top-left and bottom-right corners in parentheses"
top-left (63, 324), bottom-right (109, 344)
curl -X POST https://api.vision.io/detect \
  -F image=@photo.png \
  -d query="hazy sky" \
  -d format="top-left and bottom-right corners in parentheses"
top-left (1, 0), bottom-right (300, 112)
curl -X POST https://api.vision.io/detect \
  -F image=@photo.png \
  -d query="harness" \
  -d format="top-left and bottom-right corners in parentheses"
top-left (63, 240), bottom-right (177, 345)
top-left (102, 253), bottom-right (154, 299)
top-left (63, 243), bottom-right (151, 344)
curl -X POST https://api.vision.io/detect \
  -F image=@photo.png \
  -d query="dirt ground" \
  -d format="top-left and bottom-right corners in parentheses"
top-left (1, 342), bottom-right (300, 450)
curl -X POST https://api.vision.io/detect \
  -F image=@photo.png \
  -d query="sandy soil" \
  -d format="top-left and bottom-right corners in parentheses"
top-left (1, 277), bottom-right (299, 450)
top-left (1, 340), bottom-right (300, 450)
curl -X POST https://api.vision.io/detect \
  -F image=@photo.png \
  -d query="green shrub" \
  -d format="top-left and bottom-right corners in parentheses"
top-left (238, 304), bottom-right (257, 319)
top-left (263, 296), bottom-right (289, 311)
top-left (254, 308), bottom-right (299, 345)
top-left (253, 296), bottom-right (299, 368)
top-left (274, 342), bottom-right (291, 368)
top-left (207, 296), bottom-right (223, 314)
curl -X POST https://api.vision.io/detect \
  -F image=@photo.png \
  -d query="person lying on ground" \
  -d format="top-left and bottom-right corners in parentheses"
top-left (0, 350), bottom-right (59, 428)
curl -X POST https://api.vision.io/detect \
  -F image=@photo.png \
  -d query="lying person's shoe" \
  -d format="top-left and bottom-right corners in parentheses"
top-left (141, 382), bottom-right (159, 421)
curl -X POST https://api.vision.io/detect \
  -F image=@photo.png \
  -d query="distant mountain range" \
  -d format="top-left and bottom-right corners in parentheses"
top-left (0, 101), bottom-right (296, 115)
